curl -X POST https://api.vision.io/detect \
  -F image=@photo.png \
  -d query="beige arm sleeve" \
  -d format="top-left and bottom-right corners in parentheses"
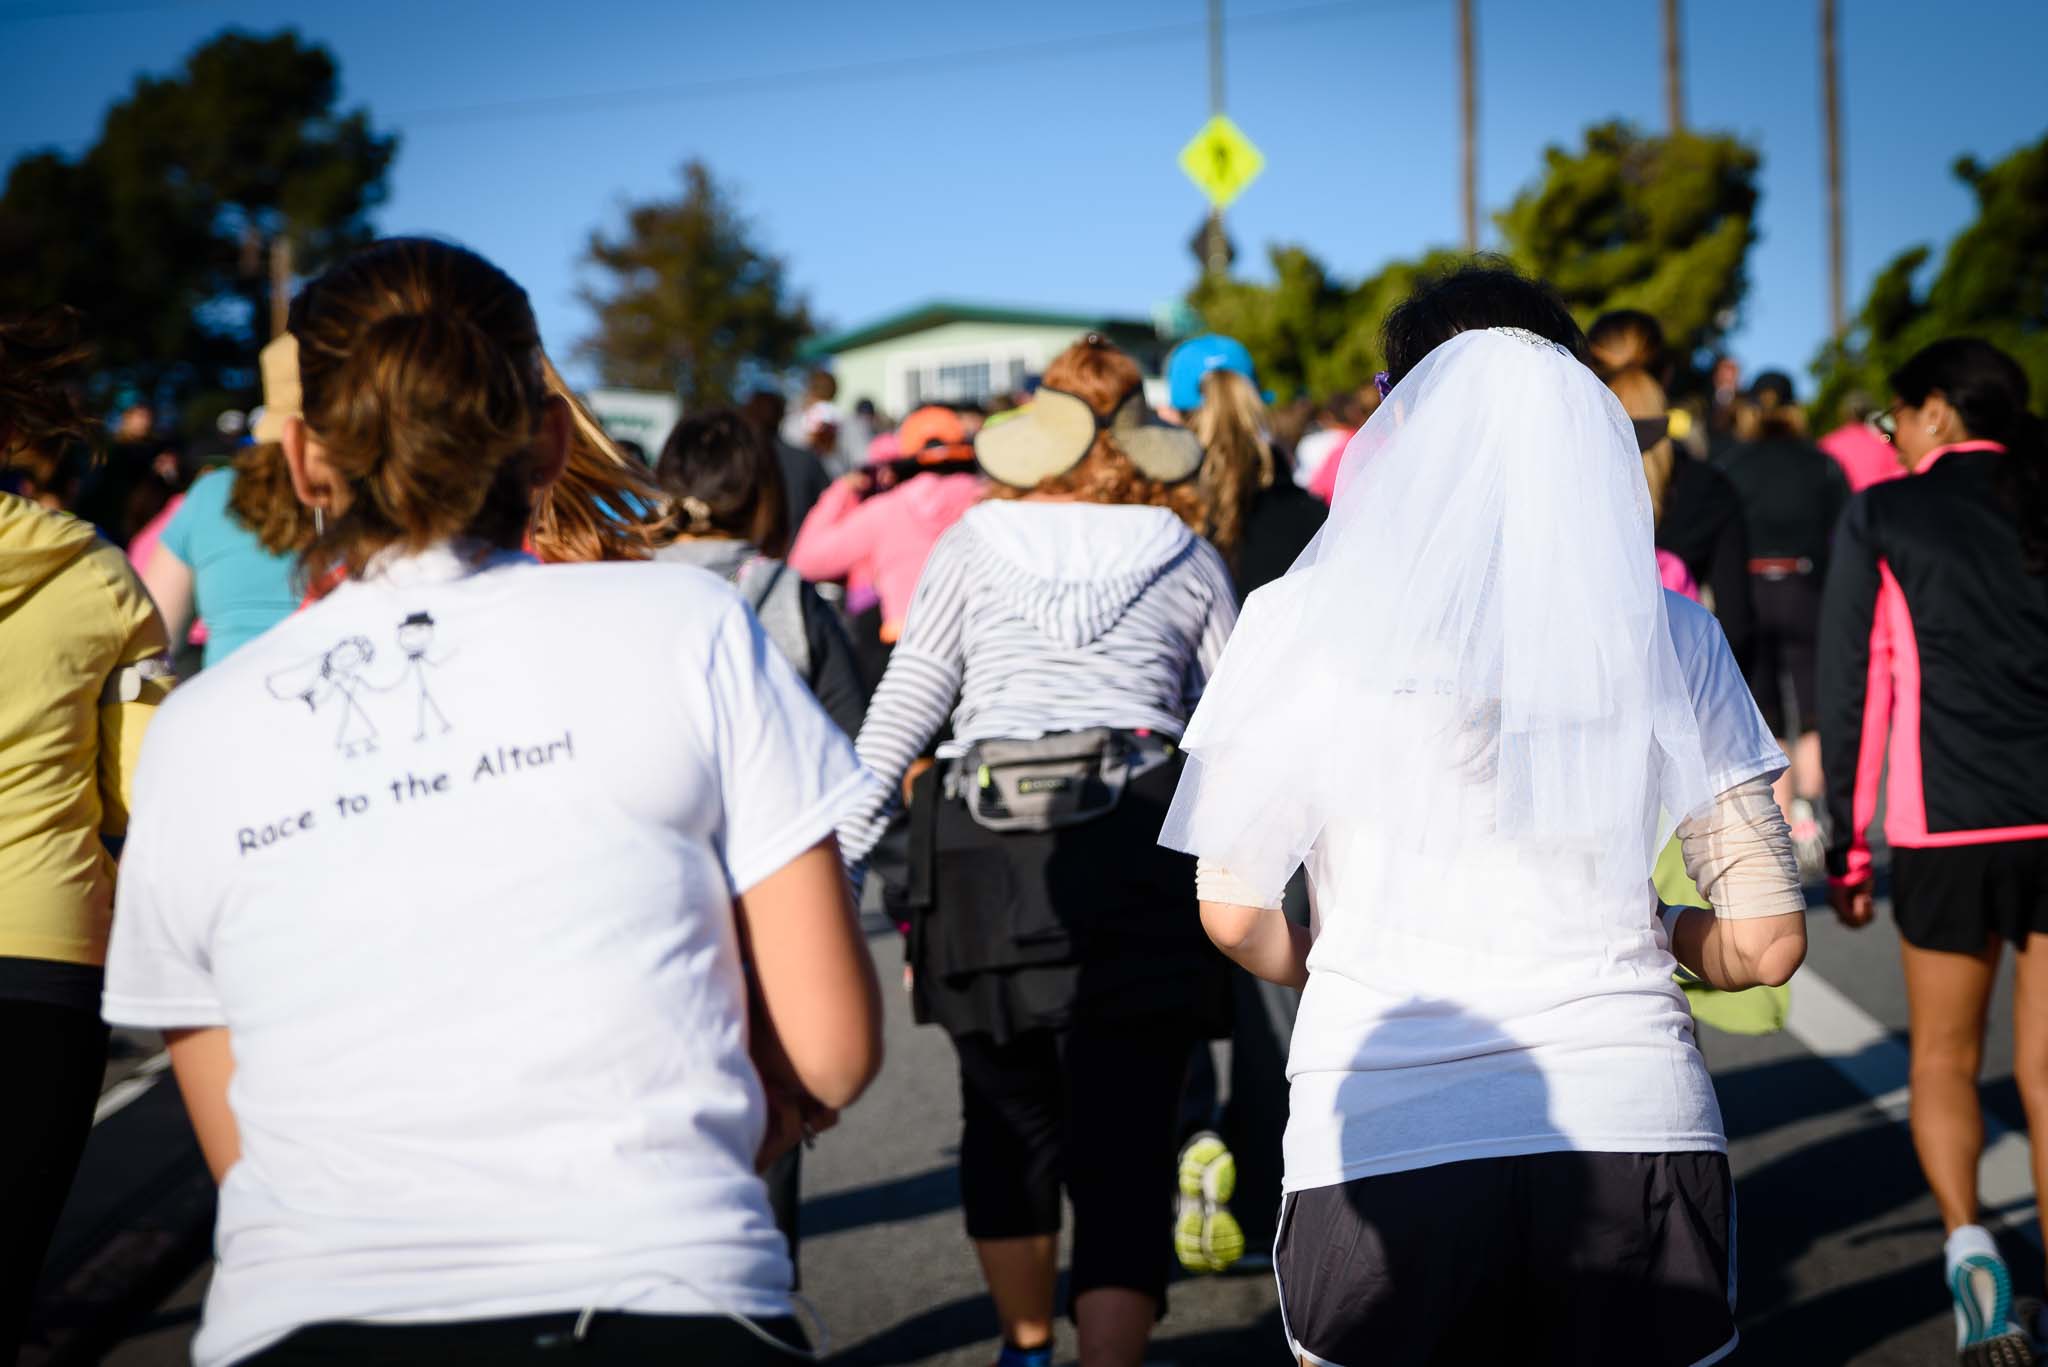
top-left (1675, 776), bottom-right (1805, 921)
top-left (1195, 858), bottom-right (1286, 911)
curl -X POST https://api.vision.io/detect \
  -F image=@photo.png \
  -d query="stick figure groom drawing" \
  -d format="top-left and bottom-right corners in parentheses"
top-left (388, 611), bottom-right (455, 740)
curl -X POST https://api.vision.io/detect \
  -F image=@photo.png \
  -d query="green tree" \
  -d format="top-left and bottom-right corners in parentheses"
top-left (1190, 246), bottom-right (1463, 401)
top-left (1497, 121), bottom-right (1758, 364)
top-left (1811, 133), bottom-right (2048, 428)
top-left (0, 30), bottom-right (396, 406)
top-left (578, 162), bottom-right (814, 408)
top-left (1185, 122), bottom-right (1760, 401)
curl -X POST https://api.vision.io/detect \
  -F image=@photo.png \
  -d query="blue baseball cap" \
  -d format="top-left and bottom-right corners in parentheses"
top-left (1167, 333), bottom-right (1258, 412)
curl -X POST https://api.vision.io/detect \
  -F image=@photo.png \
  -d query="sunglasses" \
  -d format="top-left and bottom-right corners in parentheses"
top-left (1872, 403), bottom-right (1902, 445)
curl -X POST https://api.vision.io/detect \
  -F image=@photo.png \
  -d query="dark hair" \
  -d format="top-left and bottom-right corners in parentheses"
top-left (1891, 337), bottom-right (2048, 575)
top-left (0, 307), bottom-right (92, 465)
top-left (654, 407), bottom-right (791, 558)
top-left (1381, 261), bottom-right (1591, 386)
top-left (1587, 309), bottom-right (1667, 384)
top-left (290, 237), bottom-right (547, 583)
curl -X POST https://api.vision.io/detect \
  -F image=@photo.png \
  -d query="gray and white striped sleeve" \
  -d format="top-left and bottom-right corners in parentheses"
top-left (836, 527), bottom-right (971, 867)
top-left (1181, 539), bottom-right (1240, 710)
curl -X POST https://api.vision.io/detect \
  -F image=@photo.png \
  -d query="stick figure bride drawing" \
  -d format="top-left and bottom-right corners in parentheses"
top-left (265, 636), bottom-right (381, 757)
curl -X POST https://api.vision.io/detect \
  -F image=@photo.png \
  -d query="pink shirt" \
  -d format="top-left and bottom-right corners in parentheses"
top-left (1306, 428), bottom-right (1358, 504)
top-left (1819, 422), bottom-right (1905, 494)
top-left (788, 472), bottom-right (986, 637)
top-left (1658, 548), bottom-right (1698, 601)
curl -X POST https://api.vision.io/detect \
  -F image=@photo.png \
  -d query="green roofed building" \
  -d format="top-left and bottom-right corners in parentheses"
top-left (796, 301), bottom-right (1163, 415)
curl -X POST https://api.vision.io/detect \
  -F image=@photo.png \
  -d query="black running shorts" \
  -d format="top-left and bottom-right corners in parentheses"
top-left (1275, 1151), bottom-right (1736, 1367)
top-left (1893, 838), bottom-right (2048, 954)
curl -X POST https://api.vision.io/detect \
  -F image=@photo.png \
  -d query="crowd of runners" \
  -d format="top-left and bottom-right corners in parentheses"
top-left (3, 237), bottom-right (2047, 1367)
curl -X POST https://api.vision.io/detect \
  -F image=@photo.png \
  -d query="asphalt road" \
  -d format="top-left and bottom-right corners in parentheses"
top-left (32, 884), bottom-right (2045, 1366)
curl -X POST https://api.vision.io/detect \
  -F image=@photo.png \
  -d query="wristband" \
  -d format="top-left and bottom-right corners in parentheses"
top-left (1658, 903), bottom-right (1689, 945)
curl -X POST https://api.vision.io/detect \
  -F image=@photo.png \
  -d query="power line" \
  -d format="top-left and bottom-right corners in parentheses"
top-left (3, 0), bottom-right (1415, 160)
top-left (0, 0), bottom-right (211, 21)
top-left (396, 0), bottom-right (1381, 129)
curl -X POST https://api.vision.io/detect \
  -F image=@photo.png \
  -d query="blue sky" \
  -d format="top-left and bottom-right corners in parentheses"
top-left (4, 0), bottom-right (2043, 399)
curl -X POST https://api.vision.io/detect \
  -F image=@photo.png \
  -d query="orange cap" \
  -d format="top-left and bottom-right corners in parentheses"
top-left (896, 405), bottom-right (970, 462)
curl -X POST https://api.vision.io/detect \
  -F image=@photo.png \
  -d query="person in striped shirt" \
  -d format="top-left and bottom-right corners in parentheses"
top-left (837, 335), bottom-right (1237, 1367)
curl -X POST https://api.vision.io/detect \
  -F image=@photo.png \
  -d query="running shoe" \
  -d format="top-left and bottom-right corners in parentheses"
top-left (1952, 1249), bottom-right (2035, 1366)
top-left (1175, 1131), bottom-right (1244, 1274)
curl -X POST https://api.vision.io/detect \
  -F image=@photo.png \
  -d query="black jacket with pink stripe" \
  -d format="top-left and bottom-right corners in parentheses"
top-left (1819, 443), bottom-right (2048, 885)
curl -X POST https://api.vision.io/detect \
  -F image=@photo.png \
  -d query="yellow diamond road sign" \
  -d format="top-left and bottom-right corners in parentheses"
top-left (1179, 114), bottom-right (1265, 210)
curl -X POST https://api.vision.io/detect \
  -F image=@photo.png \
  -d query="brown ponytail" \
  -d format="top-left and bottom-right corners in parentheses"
top-left (290, 239), bottom-right (548, 583)
top-left (529, 353), bottom-right (674, 564)
top-left (225, 441), bottom-right (317, 556)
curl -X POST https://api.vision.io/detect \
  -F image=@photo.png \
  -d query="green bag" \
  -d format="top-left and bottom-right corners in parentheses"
top-left (1656, 836), bottom-right (1791, 1036)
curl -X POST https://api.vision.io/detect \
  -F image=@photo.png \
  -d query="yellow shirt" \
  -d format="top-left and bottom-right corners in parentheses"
top-left (0, 494), bottom-right (172, 966)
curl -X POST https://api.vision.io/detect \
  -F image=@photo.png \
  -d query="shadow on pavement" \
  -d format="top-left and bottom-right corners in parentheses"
top-left (1730, 1084), bottom-right (2045, 1362)
top-left (1740, 1240), bottom-right (2041, 1367)
top-left (1716, 1042), bottom-right (1905, 1143)
top-left (1146, 1305), bottom-right (1289, 1363)
top-left (805, 1164), bottom-right (960, 1240)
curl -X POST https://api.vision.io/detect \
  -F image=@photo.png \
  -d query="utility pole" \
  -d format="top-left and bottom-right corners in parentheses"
top-left (1203, 0), bottom-right (1229, 278)
top-left (1458, 0), bottom-right (1478, 253)
top-left (1663, 0), bottom-right (1685, 133)
top-left (1820, 0), bottom-right (1846, 338)
top-left (269, 235), bottom-right (294, 339)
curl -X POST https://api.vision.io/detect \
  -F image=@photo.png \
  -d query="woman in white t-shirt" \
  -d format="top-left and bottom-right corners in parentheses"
top-left (1161, 267), bottom-right (1807, 1367)
top-left (102, 238), bottom-right (884, 1367)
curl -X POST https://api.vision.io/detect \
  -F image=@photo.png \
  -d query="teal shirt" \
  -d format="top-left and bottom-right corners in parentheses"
top-left (160, 467), bottom-right (299, 668)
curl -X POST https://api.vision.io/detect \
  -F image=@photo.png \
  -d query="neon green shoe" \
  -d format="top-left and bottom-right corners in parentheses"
top-left (1174, 1131), bottom-right (1244, 1273)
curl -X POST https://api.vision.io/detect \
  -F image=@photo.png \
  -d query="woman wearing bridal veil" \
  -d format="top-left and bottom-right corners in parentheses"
top-left (1161, 268), bottom-right (1808, 1367)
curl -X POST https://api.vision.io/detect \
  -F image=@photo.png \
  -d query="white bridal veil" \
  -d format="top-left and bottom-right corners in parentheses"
top-left (1161, 327), bottom-right (1717, 917)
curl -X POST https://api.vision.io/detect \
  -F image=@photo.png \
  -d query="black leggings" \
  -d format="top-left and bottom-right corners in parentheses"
top-left (1745, 572), bottom-right (1821, 737)
top-left (952, 1018), bottom-right (1193, 1312)
top-left (0, 999), bottom-right (108, 1357)
top-left (241, 1311), bottom-right (810, 1364)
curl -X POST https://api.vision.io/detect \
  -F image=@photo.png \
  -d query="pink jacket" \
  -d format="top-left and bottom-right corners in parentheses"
top-left (1819, 422), bottom-right (1905, 494)
top-left (789, 472), bottom-right (986, 638)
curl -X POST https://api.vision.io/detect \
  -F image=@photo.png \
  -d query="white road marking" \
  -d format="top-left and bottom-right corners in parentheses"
top-left (93, 1050), bottom-right (171, 1125)
top-left (1786, 969), bottom-right (2038, 1240)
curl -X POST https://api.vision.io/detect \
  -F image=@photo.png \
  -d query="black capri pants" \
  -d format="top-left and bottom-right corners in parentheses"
top-left (952, 1017), bottom-right (1196, 1311)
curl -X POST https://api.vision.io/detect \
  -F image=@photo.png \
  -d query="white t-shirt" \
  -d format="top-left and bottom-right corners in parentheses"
top-left (1282, 590), bottom-right (1785, 1192)
top-left (103, 545), bottom-right (878, 1367)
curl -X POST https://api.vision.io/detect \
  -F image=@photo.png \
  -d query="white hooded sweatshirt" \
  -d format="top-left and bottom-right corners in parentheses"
top-left (838, 500), bottom-right (1237, 865)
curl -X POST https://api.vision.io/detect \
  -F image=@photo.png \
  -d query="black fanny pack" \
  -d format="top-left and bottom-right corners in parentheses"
top-left (950, 728), bottom-right (1176, 834)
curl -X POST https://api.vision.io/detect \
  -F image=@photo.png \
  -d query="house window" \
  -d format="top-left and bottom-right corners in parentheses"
top-left (1008, 358), bottom-right (1028, 393)
top-left (933, 361), bottom-right (991, 402)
